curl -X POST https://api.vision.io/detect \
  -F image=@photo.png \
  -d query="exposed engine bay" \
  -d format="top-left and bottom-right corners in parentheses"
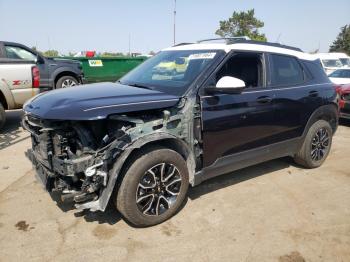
top-left (22, 101), bottom-right (200, 212)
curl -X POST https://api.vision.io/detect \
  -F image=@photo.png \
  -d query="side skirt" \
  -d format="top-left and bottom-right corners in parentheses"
top-left (193, 137), bottom-right (303, 186)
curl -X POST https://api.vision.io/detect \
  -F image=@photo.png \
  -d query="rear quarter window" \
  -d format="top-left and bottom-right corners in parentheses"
top-left (303, 60), bottom-right (329, 83)
top-left (269, 54), bottom-right (304, 86)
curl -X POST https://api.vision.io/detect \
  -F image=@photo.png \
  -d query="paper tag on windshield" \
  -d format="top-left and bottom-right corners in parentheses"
top-left (188, 52), bottom-right (216, 60)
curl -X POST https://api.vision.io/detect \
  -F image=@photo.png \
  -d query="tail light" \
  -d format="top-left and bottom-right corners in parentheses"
top-left (333, 84), bottom-right (342, 114)
top-left (333, 84), bottom-right (342, 94)
top-left (32, 66), bottom-right (40, 88)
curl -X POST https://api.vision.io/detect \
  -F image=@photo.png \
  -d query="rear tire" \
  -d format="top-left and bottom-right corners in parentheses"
top-left (0, 103), bottom-right (6, 129)
top-left (55, 76), bottom-right (78, 89)
top-left (116, 147), bottom-right (189, 227)
top-left (294, 120), bottom-right (333, 168)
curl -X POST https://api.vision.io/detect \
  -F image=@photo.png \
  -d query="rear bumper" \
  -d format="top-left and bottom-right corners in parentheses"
top-left (10, 88), bottom-right (40, 109)
top-left (340, 110), bottom-right (350, 119)
top-left (340, 100), bottom-right (350, 119)
top-left (80, 74), bottom-right (87, 84)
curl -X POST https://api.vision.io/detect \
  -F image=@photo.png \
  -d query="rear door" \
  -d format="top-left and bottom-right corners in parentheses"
top-left (266, 53), bottom-right (320, 142)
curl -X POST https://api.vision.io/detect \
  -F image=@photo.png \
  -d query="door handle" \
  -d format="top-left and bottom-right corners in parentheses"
top-left (309, 90), bottom-right (319, 97)
top-left (256, 96), bottom-right (272, 103)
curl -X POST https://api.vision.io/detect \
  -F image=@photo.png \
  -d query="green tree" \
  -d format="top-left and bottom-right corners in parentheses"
top-left (215, 9), bottom-right (267, 42)
top-left (31, 46), bottom-right (43, 55)
top-left (43, 50), bottom-right (59, 57)
top-left (329, 25), bottom-right (350, 55)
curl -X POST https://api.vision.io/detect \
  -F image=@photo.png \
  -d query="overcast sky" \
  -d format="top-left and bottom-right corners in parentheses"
top-left (0, 0), bottom-right (349, 54)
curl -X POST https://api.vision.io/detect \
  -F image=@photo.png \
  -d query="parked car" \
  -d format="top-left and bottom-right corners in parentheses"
top-left (0, 41), bottom-right (84, 89)
top-left (328, 68), bottom-right (350, 85)
top-left (23, 38), bottom-right (338, 227)
top-left (330, 52), bottom-right (350, 67)
top-left (336, 84), bottom-right (350, 119)
top-left (312, 53), bottom-right (344, 75)
top-left (0, 58), bottom-right (40, 128)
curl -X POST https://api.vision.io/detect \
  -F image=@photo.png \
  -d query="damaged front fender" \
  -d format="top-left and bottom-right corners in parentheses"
top-left (23, 96), bottom-right (201, 213)
top-left (76, 131), bottom-right (196, 212)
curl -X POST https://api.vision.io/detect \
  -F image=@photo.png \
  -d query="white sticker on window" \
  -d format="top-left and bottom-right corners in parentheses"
top-left (188, 52), bottom-right (216, 60)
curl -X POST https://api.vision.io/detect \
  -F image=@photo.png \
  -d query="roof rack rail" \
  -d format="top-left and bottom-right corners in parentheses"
top-left (196, 37), bottom-right (302, 52)
top-left (197, 37), bottom-right (251, 44)
top-left (232, 39), bottom-right (303, 52)
top-left (173, 42), bottom-right (194, 47)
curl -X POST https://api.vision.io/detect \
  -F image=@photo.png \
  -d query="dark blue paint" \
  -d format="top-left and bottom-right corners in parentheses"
top-left (24, 82), bottom-right (179, 120)
top-left (200, 57), bottom-right (337, 168)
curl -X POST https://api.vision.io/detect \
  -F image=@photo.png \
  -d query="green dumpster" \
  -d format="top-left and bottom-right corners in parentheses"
top-left (62, 57), bottom-right (147, 83)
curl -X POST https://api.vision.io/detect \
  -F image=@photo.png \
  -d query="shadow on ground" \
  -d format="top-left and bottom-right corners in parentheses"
top-left (50, 191), bottom-right (123, 225)
top-left (0, 110), bottom-right (27, 150)
top-left (49, 157), bottom-right (295, 226)
top-left (188, 157), bottom-right (294, 200)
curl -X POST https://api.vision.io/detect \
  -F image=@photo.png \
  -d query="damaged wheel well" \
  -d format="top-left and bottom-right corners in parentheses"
top-left (115, 138), bottom-right (196, 191)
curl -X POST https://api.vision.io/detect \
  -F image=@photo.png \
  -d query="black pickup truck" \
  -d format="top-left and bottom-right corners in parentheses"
top-left (0, 41), bottom-right (84, 89)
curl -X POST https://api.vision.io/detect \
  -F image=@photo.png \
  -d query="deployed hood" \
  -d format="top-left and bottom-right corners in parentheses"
top-left (24, 82), bottom-right (180, 120)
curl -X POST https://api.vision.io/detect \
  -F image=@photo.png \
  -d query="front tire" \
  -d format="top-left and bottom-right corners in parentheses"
top-left (55, 76), bottom-right (78, 89)
top-left (116, 147), bottom-right (189, 227)
top-left (0, 103), bottom-right (6, 129)
top-left (294, 120), bottom-right (333, 168)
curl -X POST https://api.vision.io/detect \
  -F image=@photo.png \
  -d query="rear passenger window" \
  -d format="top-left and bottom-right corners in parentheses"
top-left (270, 54), bottom-right (304, 86)
top-left (5, 45), bottom-right (36, 61)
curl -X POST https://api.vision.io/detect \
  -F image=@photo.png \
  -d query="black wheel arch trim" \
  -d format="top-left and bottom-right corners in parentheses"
top-left (301, 103), bottom-right (339, 139)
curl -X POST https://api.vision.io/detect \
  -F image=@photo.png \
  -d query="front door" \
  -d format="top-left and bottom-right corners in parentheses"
top-left (200, 51), bottom-right (277, 168)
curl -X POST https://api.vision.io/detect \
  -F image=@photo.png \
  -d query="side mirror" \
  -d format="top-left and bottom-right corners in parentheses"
top-left (206, 76), bottom-right (245, 94)
top-left (36, 54), bottom-right (45, 64)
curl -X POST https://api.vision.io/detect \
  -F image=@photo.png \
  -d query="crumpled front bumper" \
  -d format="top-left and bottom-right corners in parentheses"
top-left (25, 148), bottom-right (54, 191)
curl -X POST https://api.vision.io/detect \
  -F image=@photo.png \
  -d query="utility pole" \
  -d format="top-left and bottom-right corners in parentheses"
top-left (173, 0), bottom-right (176, 45)
top-left (128, 34), bottom-right (131, 56)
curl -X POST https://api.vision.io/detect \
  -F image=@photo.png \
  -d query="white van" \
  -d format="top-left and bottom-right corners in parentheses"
top-left (330, 52), bottom-right (350, 67)
top-left (312, 53), bottom-right (344, 75)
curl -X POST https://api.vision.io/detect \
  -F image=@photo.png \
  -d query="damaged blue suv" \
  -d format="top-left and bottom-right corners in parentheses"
top-left (23, 39), bottom-right (338, 226)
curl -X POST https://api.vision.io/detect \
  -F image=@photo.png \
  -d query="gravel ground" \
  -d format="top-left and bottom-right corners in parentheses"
top-left (0, 110), bottom-right (349, 262)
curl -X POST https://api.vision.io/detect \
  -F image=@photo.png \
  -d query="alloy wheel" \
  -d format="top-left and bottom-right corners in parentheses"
top-left (136, 163), bottom-right (182, 216)
top-left (61, 79), bottom-right (77, 88)
top-left (311, 128), bottom-right (330, 161)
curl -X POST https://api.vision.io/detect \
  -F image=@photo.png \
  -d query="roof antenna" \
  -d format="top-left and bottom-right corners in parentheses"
top-left (276, 33), bottom-right (282, 44)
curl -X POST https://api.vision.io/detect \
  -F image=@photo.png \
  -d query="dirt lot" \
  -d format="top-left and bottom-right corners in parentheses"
top-left (0, 110), bottom-right (349, 262)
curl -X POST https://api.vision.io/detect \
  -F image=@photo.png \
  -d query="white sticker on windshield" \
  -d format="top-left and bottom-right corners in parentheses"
top-left (188, 52), bottom-right (216, 60)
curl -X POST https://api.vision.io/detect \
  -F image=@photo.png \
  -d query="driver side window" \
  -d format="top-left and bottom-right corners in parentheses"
top-left (214, 52), bottom-right (264, 88)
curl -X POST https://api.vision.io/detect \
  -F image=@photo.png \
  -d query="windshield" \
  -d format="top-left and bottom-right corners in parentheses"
top-left (119, 50), bottom-right (224, 96)
top-left (339, 58), bottom-right (350, 67)
top-left (329, 69), bottom-right (350, 78)
top-left (322, 59), bottom-right (343, 68)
